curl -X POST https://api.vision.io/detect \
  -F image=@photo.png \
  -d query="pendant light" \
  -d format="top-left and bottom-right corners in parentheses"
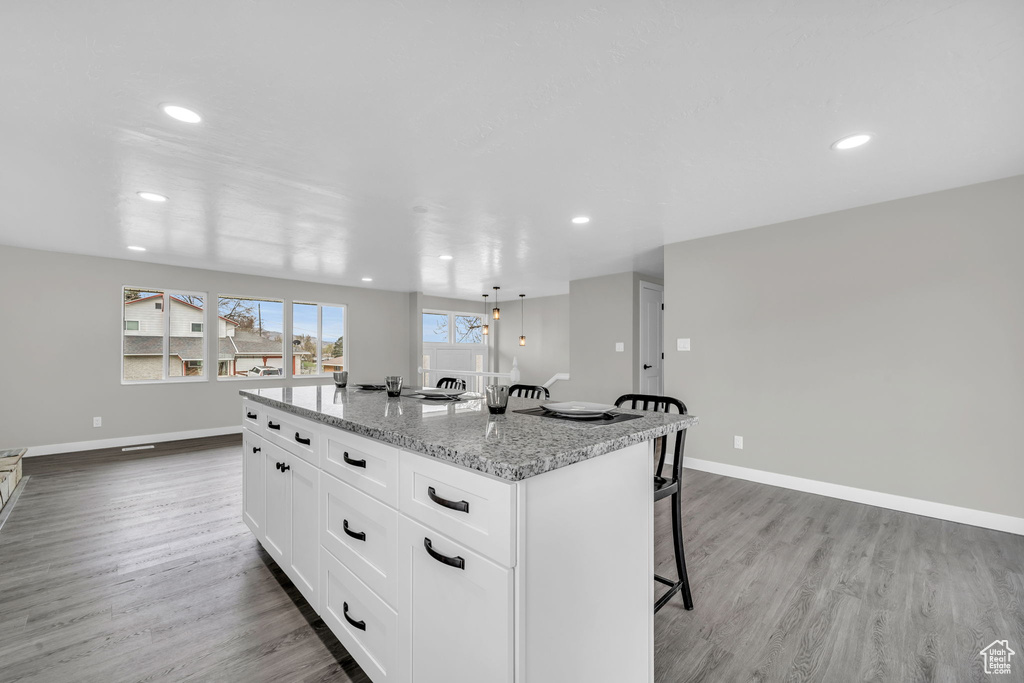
top-left (481, 294), bottom-right (490, 336)
top-left (492, 286), bottom-right (501, 320)
top-left (518, 294), bottom-right (526, 346)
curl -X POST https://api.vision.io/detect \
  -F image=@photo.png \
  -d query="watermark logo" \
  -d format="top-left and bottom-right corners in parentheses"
top-left (980, 640), bottom-right (1015, 675)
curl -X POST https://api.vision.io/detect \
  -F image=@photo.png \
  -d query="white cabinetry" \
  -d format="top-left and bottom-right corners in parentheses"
top-left (397, 516), bottom-right (512, 683)
top-left (241, 430), bottom-right (265, 541)
top-left (241, 395), bottom-right (654, 683)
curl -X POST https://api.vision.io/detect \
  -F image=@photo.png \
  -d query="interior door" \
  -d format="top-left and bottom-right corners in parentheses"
top-left (639, 282), bottom-right (664, 395)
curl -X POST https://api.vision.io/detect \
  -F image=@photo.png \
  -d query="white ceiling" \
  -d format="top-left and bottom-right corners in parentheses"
top-left (1, 1), bottom-right (1022, 298)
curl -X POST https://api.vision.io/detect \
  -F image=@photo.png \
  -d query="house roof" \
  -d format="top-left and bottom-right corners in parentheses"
top-left (124, 336), bottom-right (231, 361)
top-left (322, 357), bottom-right (345, 365)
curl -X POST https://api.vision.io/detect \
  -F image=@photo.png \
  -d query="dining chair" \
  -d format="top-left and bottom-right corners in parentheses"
top-left (614, 393), bottom-right (694, 612)
top-left (508, 384), bottom-right (550, 399)
top-left (436, 377), bottom-right (467, 390)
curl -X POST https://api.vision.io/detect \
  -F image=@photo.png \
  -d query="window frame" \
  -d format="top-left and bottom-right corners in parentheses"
top-left (121, 286), bottom-right (209, 385)
top-left (291, 300), bottom-right (348, 376)
top-left (422, 309), bottom-right (486, 345)
top-left (124, 320), bottom-right (140, 331)
top-left (191, 322), bottom-right (203, 333)
top-left (216, 294), bottom-right (287, 381)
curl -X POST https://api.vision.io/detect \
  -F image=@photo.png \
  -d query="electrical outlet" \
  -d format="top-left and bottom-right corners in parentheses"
top-left (677, 338), bottom-right (690, 351)
top-left (734, 435), bottom-right (743, 449)
top-left (615, 342), bottom-right (624, 352)
top-left (93, 417), bottom-right (102, 428)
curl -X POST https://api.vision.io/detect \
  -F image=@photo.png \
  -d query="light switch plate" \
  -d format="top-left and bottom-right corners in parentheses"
top-left (677, 338), bottom-right (690, 351)
top-left (734, 436), bottom-right (743, 449)
top-left (615, 342), bottom-right (624, 352)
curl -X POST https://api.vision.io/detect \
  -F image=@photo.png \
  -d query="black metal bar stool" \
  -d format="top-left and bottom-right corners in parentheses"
top-left (614, 393), bottom-right (694, 612)
top-left (436, 377), bottom-right (467, 390)
top-left (508, 384), bottom-right (550, 399)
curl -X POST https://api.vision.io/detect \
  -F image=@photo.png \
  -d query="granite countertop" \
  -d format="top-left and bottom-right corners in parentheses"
top-left (240, 384), bottom-right (697, 482)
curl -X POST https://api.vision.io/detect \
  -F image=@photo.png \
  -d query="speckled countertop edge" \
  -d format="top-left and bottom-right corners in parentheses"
top-left (240, 389), bottom-right (698, 482)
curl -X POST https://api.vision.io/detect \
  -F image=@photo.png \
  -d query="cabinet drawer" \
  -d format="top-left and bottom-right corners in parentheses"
top-left (322, 429), bottom-right (399, 508)
top-left (241, 400), bottom-right (262, 433)
top-left (262, 408), bottom-right (319, 466)
top-left (397, 516), bottom-right (513, 683)
top-left (399, 451), bottom-right (515, 567)
top-left (321, 547), bottom-right (399, 682)
top-left (321, 472), bottom-right (398, 608)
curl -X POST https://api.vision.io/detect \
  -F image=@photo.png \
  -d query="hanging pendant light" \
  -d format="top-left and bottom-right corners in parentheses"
top-left (492, 286), bottom-right (501, 320)
top-left (481, 294), bottom-right (489, 336)
top-left (519, 294), bottom-right (526, 346)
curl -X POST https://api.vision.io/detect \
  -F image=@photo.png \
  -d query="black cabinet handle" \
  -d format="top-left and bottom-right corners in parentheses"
top-left (253, 446), bottom-right (261, 453)
top-left (268, 421), bottom-right (281, 430)
top-left (643, 364), bottom-right (653, 370)
top-left (343, 519), bottom-right (366, 542)
top-left (275, 462), bottom-right (282, 470)
top-left (424, 537), bottom-right (465, 570)
top-left (295, 432), bottom-right (311, 445)
top-left (427, 486), bottom-right (469, 513)
top-left (343, 451), bottom-right (366, 468)
top-left (342, 602), bottom-right (366, 631)
top-left (281, 464), bottom-right (290, 472)
top-left (246, 411), bottom-right (257, 419)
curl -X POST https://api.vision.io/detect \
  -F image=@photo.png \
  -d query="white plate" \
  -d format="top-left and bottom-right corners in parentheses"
top-left (541, 401), bottom-right (616, 417)
top-left (412, 388), bottom-right (466, 398)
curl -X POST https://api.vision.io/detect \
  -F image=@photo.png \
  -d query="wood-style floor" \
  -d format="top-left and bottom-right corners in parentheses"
top-left (1, 439), bottom-right (1021, 683)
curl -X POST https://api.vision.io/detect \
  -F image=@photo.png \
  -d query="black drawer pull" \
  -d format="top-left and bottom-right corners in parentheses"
top-left (343, 519), bottom-right (366, 541)
top-left (246, 411), bottom-right (257, 419)
top-left (424, 537), bottom-right (465, 570)
top-left (342, 602), bottom-right (366, 631)
top-left (427, 486), bottom-right (469, 513)
top-left (267, 421), bottom-right (281, 430)
top-left (343, 451), bottom-right (366, 468)
top-left (275, 462), bottom-right (282, 470)
top-left (295, 432), bottom-right (311, 445)
top-left (252, 446), bottom-right (261, 453)
top-left (281, 463), bottom-right (290, 472)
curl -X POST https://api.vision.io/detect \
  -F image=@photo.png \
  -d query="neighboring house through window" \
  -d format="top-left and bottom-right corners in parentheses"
top-left (216, 296), bottom-right (294, 377)
top-left (122, 288), bottom-right (208, 382)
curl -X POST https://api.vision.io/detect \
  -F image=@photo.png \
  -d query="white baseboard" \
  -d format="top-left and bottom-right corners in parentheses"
top-left (25, 426), bottom-right (242, 457)
top-left (683, 456), bottom-right (1024, 536)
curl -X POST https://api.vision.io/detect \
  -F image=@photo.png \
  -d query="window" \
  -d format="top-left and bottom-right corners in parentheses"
top-left (293, 301), bottom-right (346, 375)
top-left (217, 296), bottom-right (285, 378)
top-left (191, 322), bottom-right (203, 333)
top-left (122, 287), bottom-right (207, 382)
top-left (421, 310), bottom-right (488, 392)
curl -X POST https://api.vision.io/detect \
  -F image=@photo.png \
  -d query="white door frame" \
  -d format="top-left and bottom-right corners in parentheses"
top-left (638, 281), bottom-right (664, 395)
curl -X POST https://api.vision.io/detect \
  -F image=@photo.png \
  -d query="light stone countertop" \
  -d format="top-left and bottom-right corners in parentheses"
top-left (240, 384), bottom-right (697, 482)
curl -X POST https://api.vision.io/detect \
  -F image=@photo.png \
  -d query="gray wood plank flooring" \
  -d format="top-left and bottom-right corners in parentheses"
top-left (2, 440), bottom-right (1022, 682)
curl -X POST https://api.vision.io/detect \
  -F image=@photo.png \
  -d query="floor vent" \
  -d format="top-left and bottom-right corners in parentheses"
top-left (121, 445), bottom-right (156, 452)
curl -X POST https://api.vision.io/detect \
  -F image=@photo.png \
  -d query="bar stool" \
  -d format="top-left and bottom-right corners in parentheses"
top-left (614, 394), bottom-right (694, 612)
top-left (436, 377), bottom-right (467, 390)
top-left (508, 384), bottom-right (550, 399)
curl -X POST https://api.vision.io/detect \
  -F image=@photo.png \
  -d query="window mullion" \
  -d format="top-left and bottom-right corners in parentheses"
top-left (317, 304), bottom-right (323, 375)
top-left (163, 292), bottom-right (171, 380)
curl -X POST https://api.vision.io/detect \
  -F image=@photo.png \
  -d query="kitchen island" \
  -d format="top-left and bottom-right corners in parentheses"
top-left (239, 384), bottom-right (697, 683)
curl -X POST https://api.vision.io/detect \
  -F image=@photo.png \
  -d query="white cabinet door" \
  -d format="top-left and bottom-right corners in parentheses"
top-left (242, 432), bottom-right (266, 542)
top-left (263, 444), bottom-right (291, 566)
top-left (398, 517), bottom-right (512, 683)
top-left (288, 455), bottom-right (319, 610)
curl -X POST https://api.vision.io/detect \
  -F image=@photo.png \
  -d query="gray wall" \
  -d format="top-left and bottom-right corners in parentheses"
top-left (663, 175), bottom-right (1024, 519)
top-left (565, 272), bottom-right (637, 404)
top-left (0, 245), bottom-right (412, 449)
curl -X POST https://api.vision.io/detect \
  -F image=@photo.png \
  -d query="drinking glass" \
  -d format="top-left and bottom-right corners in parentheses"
top-left (385, 375), bottom-right (403, 397)
top-left (333, 370), bottom-right (348, 387)
top-left (485, 384), bottom-right (510, 414)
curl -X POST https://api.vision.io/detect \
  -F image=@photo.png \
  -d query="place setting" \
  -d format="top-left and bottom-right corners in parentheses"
top-left (513, 400), bottom-right (644, 425)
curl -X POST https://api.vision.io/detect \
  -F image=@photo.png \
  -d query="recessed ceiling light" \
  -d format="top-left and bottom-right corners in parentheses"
top-left (571, 216), bottom-right (590, 225)
top-left (439, 255), bottom-right (454, 260)
top-left (831, 133), bottom-right (872, 150)
top-left (361, 277), bottom-right (373, 282)
top-left (137, 191), bottom-right (168, 202)
top-left (127, 245), bottom-right (147, 252)
top-left (162, 104), bottom-right (202, 123)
